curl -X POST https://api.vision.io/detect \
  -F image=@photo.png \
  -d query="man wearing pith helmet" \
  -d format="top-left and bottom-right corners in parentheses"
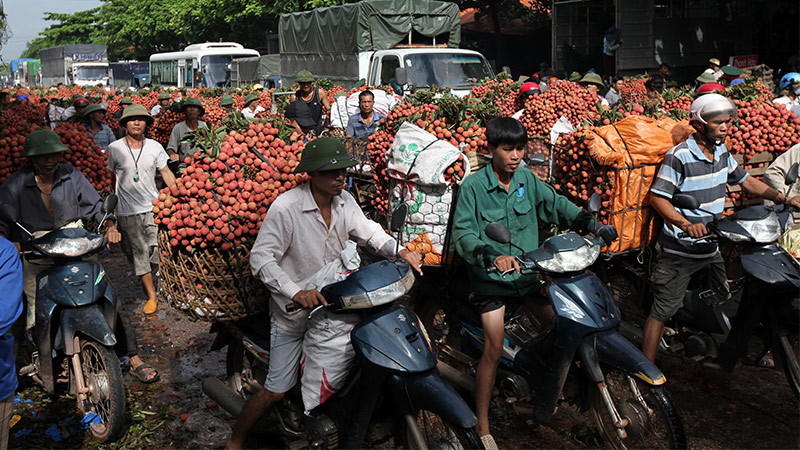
top-left (229, 138), bottom-right (423, 449)
top-left (150, 92), bottom-right (172, 117)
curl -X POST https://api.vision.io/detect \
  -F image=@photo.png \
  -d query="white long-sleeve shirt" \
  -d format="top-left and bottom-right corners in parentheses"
top-left (249, 182), bottom-right (397, 332)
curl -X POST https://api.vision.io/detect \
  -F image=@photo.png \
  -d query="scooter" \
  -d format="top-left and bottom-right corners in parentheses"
top-left (414, 195), bottom-right (687, 449)
top-left (202, 206), bottom-right (482, 449)
top-left (0, 195), bottom-right (127, 443)
top-left (600, 163), bottom-right (800, 398)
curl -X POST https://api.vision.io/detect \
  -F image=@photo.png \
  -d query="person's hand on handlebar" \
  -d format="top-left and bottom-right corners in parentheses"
top-left (105, 224), bottom-right (122, 245)
top-left (787, 196), bottom-right (800, 210)
top-left (493, 255), bottom-right (520, 275)
top-left (679, 222), bottom-right (708, 239)
top-left (398, 249), bottom-right (423, 276)
top-left (293, 289), bottom-right (328, 309)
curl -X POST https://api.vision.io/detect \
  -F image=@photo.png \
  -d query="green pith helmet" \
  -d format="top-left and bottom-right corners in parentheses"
top-left (721, 65), bottom-right (743, 78)
top-left (158, 92), bottom-right (171, 100)
top-left (83, 103), bottom-right (106, 118)
top-left (244, 93), bottom-right (259, 106)
top-left (219, 94), bottom-right (235, 106)
top-left (181, 97), bottom-right (205, 116)
top-left (22, 129), bottom-right (69, 157)
top-left (119, 104), bottom-right (154, 126)
top-left (579, 73), bottom-right (604, 87)
top-left (569, 71), bottom-right (581, 82)
top-left (120, 97), bottom-right (133, 105)
top-left (295, 137), bottom-right (356, 173)
top-left (696, 72), bottom-right (716, 84)
top-left (296, 70), bottom-right (314, 83)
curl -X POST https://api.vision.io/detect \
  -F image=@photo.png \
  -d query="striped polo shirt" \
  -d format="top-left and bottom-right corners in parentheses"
top-left (650, 135), bottom-right (748, 258)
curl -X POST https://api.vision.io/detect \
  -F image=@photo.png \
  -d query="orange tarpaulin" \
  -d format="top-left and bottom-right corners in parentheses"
top-left (587, 116), bottom-right (693, 254)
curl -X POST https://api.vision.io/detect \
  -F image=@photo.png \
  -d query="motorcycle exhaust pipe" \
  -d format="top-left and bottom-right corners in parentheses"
top-left (437, 360), bottom-right (475, 393)
top-left (202, 377), bottom-right (245, 418)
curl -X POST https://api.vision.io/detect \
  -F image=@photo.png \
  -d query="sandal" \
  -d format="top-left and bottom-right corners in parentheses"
top-left (143, 298), bottom-right (158, 315)
top-left (130, 363), bottom-right (160, 383)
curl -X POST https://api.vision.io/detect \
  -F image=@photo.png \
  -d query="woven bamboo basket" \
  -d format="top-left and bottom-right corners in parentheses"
top-left (157, 230), bottom-right (269, 321)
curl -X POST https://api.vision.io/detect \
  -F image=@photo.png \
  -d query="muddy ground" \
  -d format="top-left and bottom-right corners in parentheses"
top-left (8, 247), bottom-right (799, 449)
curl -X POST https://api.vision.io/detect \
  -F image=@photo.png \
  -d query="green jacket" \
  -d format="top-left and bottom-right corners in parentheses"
top-left (452, 164), bottom-right (594, 297)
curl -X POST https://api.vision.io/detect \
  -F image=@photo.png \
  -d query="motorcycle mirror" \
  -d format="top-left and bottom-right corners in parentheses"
top-left (526, 153), bottom-right (547, 166)
top-left (0, 203), bottom-right (19, 224)
top-left (485, 222), bottom-right (511, 244)
top-left (389, 204), bottom-right (408, 233)
top-left (102, 194), bottom-right (118, 214)
top-left (587, 193), bottom-right (602, 214)
top-left (785, 162), bottom-right (799, 186)
top-left (671, 193), bottom-right (700, 210)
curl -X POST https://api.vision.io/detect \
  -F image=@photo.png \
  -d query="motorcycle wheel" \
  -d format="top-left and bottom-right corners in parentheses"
top-left (226, 340), bottom-right (268, 400)
top-left (589, 368), bottom-right (686, 450)
top-left (778, 330), bottom-right (800, 399)
top-left (78, 340), bottom-right (126, 443)
top-left (397, 410), bottom-right (482, 450)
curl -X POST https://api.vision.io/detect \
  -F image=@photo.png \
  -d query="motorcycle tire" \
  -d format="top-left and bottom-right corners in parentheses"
top-left (396, 410), bottom-right (482, 450)
top-left (78, 340), bottom-right (126, 443)
top-left (226, 340), bottom-right (268, 400)
top-left (589, 368), bottom-right (686, 450)
top-left (777, 331), bottom-right (800, 399)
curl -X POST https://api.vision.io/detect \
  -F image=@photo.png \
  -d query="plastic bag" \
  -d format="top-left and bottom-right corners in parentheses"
top-left (387, 122), bottom-right (467, 186)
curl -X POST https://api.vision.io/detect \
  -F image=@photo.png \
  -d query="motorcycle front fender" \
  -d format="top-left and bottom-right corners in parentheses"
top-left (740, 244), bottom-right (800, 288)
top-left (586, 330), bottom-right (666, 386)
top-left (385, 369), bottom-right (477, 429)
top-left (57, 305), bottom-right (117, 355)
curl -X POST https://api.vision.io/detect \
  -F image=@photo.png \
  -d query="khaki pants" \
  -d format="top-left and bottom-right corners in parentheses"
top-left (22, 220), bottom-right (83, 329)
top-left (0, 393), bottom-right (12, 450)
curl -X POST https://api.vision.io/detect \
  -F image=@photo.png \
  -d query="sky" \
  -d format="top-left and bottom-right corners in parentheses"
top-left (2, 0), bottom-right (103, 62)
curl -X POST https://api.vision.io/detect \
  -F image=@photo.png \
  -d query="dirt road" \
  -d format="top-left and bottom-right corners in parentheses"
top-left (8, 247), bottom-right (799, 448)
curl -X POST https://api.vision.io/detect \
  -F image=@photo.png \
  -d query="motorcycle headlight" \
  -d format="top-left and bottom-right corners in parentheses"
top-left (341, 268), bottom-right (415, 309)
top-left (36, 235), bottom-right (104, 257)
top-left (735, 212), bottom-right (781, 243)
top-left (536, 238), bottom-right (601, 273)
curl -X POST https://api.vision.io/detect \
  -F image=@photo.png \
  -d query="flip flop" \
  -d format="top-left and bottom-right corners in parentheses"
top-left (143, 299), bottom-right (158, 315)
top-left (130, 363), bottom-right (160, 384)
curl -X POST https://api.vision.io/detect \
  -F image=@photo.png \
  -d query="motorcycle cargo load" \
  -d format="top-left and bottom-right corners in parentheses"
top-left (585, 115), bottom-right (693, 254)
top-left (157, 230), bottom-right (268, 321)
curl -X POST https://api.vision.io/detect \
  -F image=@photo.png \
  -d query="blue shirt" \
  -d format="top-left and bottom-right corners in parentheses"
top-left (345, 111), bottom-right (385, 139)
top-left (0, 237), bottom-right (23, 401)
top-left (85, 123), bottom-right (116, 150)
top-left (650, 135), bottom-right (748, 257)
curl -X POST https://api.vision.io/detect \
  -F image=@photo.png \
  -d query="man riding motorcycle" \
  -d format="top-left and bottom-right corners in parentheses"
top-left (644, 93), bottom-right (800, 363)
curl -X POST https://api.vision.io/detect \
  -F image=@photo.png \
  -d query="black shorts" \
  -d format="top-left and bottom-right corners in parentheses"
top-left (469, 289), bottom-right (548, 315)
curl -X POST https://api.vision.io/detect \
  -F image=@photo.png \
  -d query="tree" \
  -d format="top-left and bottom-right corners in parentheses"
top-left (0, 0), bottom-right (10, 51)
top-left (21, 8), bottom-right (103, 58)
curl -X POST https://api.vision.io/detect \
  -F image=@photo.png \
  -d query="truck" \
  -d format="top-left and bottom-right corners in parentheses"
top-left (39, 44), bottom-right (109, 87)
top-left (278, 0), bottom-right (494, 97)
top-left (230, 54), bottom-right (281, 88)
top-left (10, 58), bottom-right (37, 86)
top-left (108, 61), bottom-right (151, 88)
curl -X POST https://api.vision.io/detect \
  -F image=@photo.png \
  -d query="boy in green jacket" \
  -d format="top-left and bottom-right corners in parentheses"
top-left (452, 117), bottom-right (596, 448)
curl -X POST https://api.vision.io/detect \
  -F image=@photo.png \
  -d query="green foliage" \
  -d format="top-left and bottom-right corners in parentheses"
top-left (22, 0), bottom-right (352, 61)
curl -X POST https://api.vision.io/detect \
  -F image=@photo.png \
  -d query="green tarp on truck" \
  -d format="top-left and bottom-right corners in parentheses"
top-left (279, 0), bottom-right (462, 85)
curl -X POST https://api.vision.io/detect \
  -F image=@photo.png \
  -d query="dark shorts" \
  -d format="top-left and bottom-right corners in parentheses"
top-left (650, 250), bottom-right (729, 322)
top-left (469, 289), bottom-right (548, 315)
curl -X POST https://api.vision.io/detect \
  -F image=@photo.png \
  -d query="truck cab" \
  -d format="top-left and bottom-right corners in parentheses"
top-left (72, 62), bottom-right (110, 87)
top-left (363, 48), bottom-right (493, 97)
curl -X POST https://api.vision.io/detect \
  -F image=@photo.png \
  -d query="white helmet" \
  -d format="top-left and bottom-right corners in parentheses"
top-left (690, 93), bottom-right (736, 124)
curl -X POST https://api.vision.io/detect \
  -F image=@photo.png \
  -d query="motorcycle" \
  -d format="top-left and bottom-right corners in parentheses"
top-left (202, 206), bottom-right (482, 449)
top-left (0, 195), bottom-right (127, 442)
top-left (414, 195), bottom-right (687, 449)
top-left (601, 163), bottom-right (800, 398)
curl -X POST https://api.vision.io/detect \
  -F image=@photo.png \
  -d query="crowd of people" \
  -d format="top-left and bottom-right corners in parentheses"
top-left (0, 59), bottom-right (797, 448)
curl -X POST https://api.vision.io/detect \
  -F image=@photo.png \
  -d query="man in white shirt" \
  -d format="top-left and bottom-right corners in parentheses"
top-left (150, 92), bottom-right (172, 117)
top-left (240, 93), bottom-right (265, 120)
top-left (774, 72), bottom-right (800, 117)
top-left (225, 138), bottom-right (422, 450)
top-left (166, 98), bottom-right (208, 163)
top-left (107, 104), bottom-right (176, 314)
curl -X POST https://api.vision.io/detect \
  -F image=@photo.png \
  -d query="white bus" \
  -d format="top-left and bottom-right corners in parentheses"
top-left (149, 42), bottom-right (260, 88)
